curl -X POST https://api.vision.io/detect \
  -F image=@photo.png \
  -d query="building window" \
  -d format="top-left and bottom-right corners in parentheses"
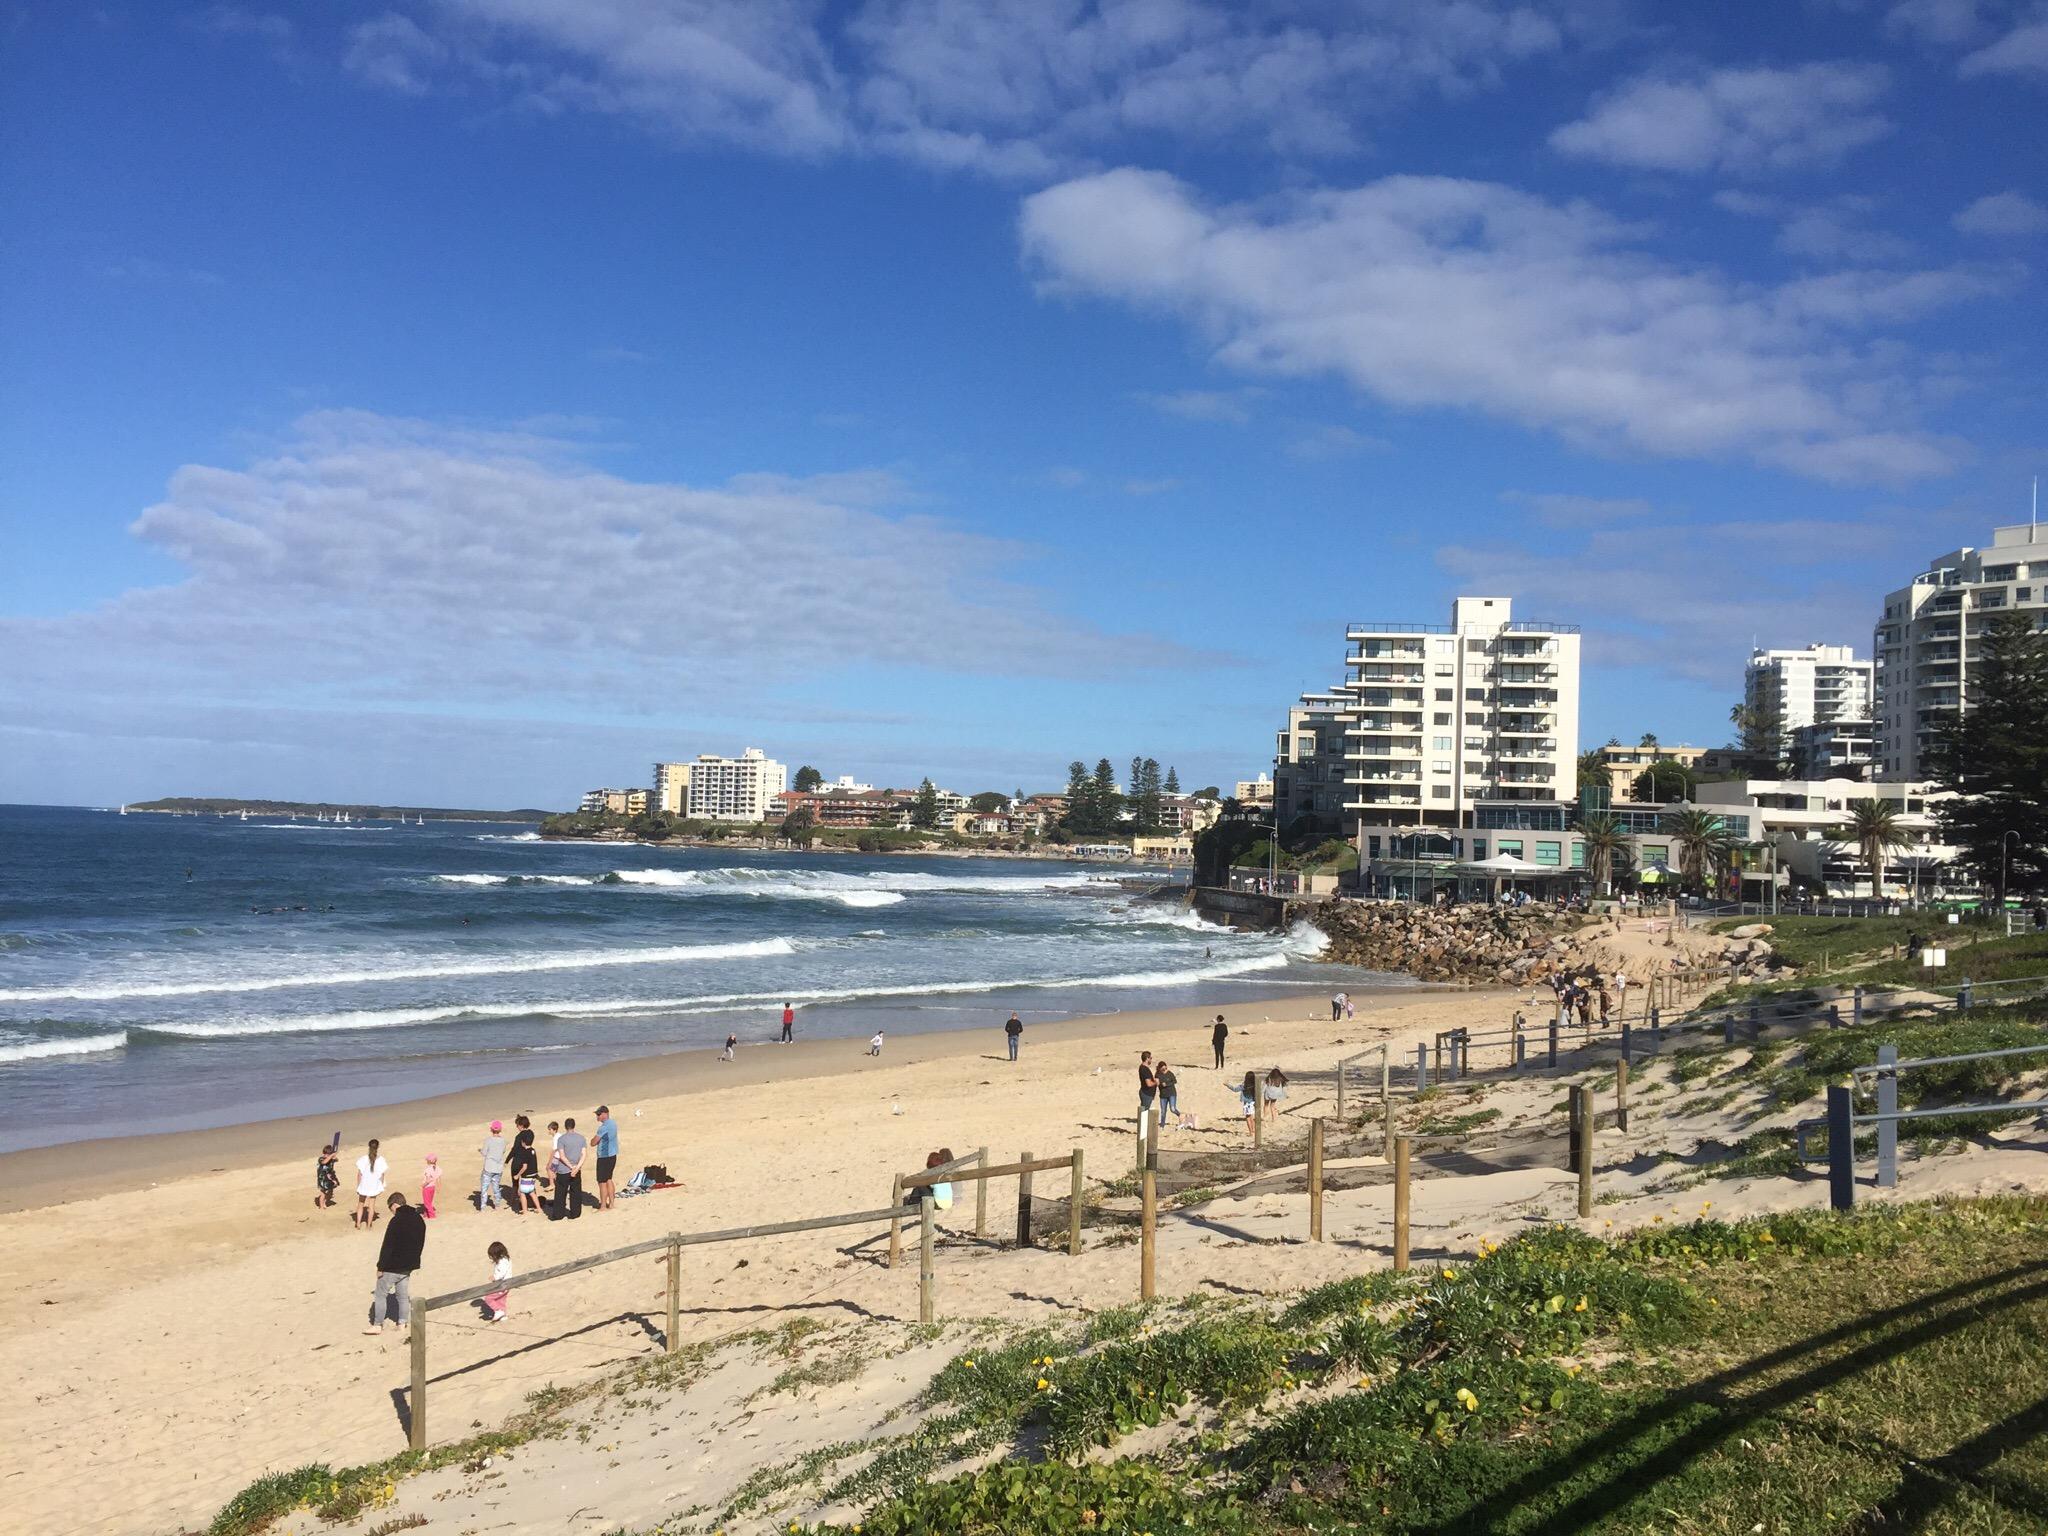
top-left (1436, 688), bottom-right (1453, 702)
top-left (1433, 760), bottom-right (1452, 773)
top-left (1466, 688), bottom-right (1485, 701)
top-left (1473, 839), bottom-right (1487, 860)
top-left (1368, 836), bottom-right (1381, 860)
top-left (1432, 786), bottom-right (1451, 799)
top-left (1434, 712), bottom-right (1451, 725)
top-left (1433, 736), bottom-right (1452, 751)
top-left (1535, 842), bottom-right (1561, 866)
top-left (1498, 839), bottom-right (1523, 857)
top-left (1571, 842), bottom-right (1585, 868)
top-left (1641, 843), bottom-right (1667, 864)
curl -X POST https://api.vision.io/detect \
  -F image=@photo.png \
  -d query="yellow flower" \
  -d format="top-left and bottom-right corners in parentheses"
top-left (1455, 1387), bottom-right (1479, 1411)
top-left (1759, 1232), bottom-right (1776, 1243)
top-left (1573, 1297), bottom-right (1588, 1313)
top-left (1036, 1378), bottom-right (1050, 1391)
top-left (1441, 1268), bottom-right (1456, 1280)
top-left (1356, 1377), bottom-right (1370, 1389)
top-left (963, 1359), bottom-right (975, 1369)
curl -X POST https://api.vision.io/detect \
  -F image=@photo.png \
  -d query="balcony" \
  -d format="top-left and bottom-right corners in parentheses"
top-left (1347, 768), bottom-right (1422, 784)
top-left (1347, 621), bottom-right (1454, 637)
top-left (1498, 742), bottom-right (1558, 761)
top-left (1348, 665), bottom-right (1426, 685)
top-left (1347, 644), bottom-right (1425, 662)
top-left (1347, 791), bottom-right (1422, 809)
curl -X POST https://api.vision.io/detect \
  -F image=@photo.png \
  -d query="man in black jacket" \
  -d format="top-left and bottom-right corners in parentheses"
top-left (365, 1191), bottom-right (427, 1334)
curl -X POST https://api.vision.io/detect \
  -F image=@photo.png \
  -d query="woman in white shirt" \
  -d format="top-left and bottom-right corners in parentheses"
top-left (353, 1138), bottom-right (389, 1230)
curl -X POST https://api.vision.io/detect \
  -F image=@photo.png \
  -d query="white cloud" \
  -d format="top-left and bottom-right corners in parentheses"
top-left (1501, 491), bottom-right (1655, 528)
top-left (1286, 424), bottom-right (1388, 461)
top-left (1121, 476), bottom-right (1182, 496)
top-left (1134, 388), bottom-right (1259, 423)
top-left (1550, 61), bottom-right (1892, 175)
top-left (0, 410), bottom-right (1204, 725)
top-left (1019, 167), bottom-right (1986, 484)
top-left (344, 13), bottom-right (448, 95)
top-left (330, 0), bottom-right (1613, 176)
top-left (1953, 189), bottom-right (2048, 234)
top-left (1885, 0), bottom-right (1990, 45)
top-left (1715, 191), bottom-right (1915, 263)
top-left (1960, 6), bottom-right (2048, 74)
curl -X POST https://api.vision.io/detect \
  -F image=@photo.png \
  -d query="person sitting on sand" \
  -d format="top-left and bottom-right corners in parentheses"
top-left (353, 1139), bottom-right (389, 1230)
top-left (365, 1191), bottom-right (426, 1334)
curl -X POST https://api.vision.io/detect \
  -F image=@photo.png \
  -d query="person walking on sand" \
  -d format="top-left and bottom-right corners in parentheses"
top-left (482, 1241), bottom-right (512, 1322)
top-left (364, 1191), bottom-right (425, 1335)
top-left (552, 1116), bottom-right (588, 1220)
top-left (315, 1141), bottom-right (339, 1210)
top-left (1237, 1070), bottom-right (1258, 1134)
top-left (868, 1031), bottom-right (885, 1056)
top-left (1330, 992), bottom-right (1343, 1022)
top-left (1342, 992), bottom-right (1355, 1021)
top-left (478, 1120), bottom-right (506, 1211)
top-left (1211, 1014), bottom-right (1228, 1071)
top-left (1157, 1060), bottom-right (1182, 1130)
top-left (541, 1121), bottom-right (561, 1202)
top-left (353, 1139), bottom-right (389, 1230)
top-left (1004, 1011), bottom-right (1023, 1062)
top-left (592, 1105), bottom-right (620, 1212)
top-left (507, 1126), bottom-right (540, 1214)
top-left (420, 1153), bottom-right (440, 1219)
top-left (780, 1003), bottom-right (795, 1043)
top-left (722, 1032), bottom-right (738, 1062)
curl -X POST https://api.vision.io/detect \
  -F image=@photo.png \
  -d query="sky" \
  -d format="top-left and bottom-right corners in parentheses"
top-left (2, 0), bottom-right (2044, 810)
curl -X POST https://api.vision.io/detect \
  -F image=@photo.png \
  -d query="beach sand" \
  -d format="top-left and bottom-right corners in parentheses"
top-left (8, 912), bottom-right (1966, 1536)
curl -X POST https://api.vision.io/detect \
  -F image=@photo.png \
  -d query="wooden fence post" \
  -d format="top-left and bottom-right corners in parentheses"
top-left (1016, 1150), bottom-right (1034, 1246)
top-left (1827, 1084), bottom-right (1856, 1211)
top-left (1253, 1090), bottom-right (1264, 1150)
top-left (1380, 1046), bottom-right (1390, 1105)
top-left (408, 1306), bottom-right (427, 1452)
top-left (1392, 1135), bottom-right (1411, 1273)
top-left (1573, 1085), bottom-right (1594, 1218)
top-left (1140, 1140), bottom-right (1157, 1301)
top-left (975, 1147), bottom-right (988, 1240)
top-left (919, 1199), bottom-right (935, 1325)
top-left (1308, 1117), bottom-right (1325, 1242)
top-left (1068, 1149), bottom-right (1084, 1256)
top-left (665, 1237), bottom-right (681, 1354)
top-left (1615, 1059), bottom-right (1630, 1134)
top-left (887, 1174), bottom-right (903, 1269)
top-left (1336, 1059), bottom-right (1346, 1123)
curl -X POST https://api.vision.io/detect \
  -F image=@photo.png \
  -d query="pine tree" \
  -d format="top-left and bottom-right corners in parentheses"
top-left (911, 777), bottom-right (942, 829)
top-left (1163, 766), bottom-right (1180, 796)
top-left (793, 765), bottom-right (823, 792)
top-left (1063, 761), bottom-right (1089, 833)
top-left (1092, 758), bottom-right (1120, 833)
top-left (1930, 613), bottom-right (2048, 895)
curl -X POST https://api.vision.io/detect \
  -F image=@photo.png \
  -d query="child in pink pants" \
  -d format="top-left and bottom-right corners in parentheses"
top-left (484, 1242), bottom-right (511, 1321)
top-left (421, 1154), bottom-right (440, 1218)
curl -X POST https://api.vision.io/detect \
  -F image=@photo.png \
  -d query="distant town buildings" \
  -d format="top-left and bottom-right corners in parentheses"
top-left (1745, 644), bottom-right (1873, 733)
top-left (686, 748), bottom-right (788, 822)
top-left (579, 787), bottom-right (648, 816)
top-left (1235, 772), bottom-right (1274, 804)
top-left (1592, 741), bottom-right (1708, 803)
top-left (1273, 695), bottom-right (1350, 837)
top-left (1787, 718), bottom-right (1876, 781)
top-left (652, 761), bottom-right (690, 815)
top-left (1875, 521), bottom-right (2048, 781)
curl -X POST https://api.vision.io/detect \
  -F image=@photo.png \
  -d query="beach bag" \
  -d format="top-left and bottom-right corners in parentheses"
top-left (642, 1164), bottom-right (672, 1185)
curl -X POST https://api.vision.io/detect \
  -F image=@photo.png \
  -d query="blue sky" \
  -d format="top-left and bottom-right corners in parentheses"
top-left (3, 0), bottom-right (2044, 809)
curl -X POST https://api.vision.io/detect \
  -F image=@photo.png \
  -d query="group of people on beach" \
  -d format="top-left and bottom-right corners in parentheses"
top-left (316, 1103), bottom-right (630, 1338)
top-left (1128, 1018), bottom-right (1289, 1139)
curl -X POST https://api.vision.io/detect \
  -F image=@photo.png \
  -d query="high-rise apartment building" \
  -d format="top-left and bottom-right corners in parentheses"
top-left (1744, 644), bottom-right (1872, 732)
top-left (652, 761), bottom-right (691, 815)
top-left (684, 748), bottom-right (789, 822)
top-left (1344, 597), bottom-right (1580, 829)
top-left (1273, 694), bottom-right (1351, 836)
top-left (1875, 522), bottom-right (2048, 781)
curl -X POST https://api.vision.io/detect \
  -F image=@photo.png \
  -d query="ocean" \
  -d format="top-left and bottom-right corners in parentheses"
top-left (0, 804), bottom-right (1389, 1150)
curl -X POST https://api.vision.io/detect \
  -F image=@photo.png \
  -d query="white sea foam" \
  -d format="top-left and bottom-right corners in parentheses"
top-left (473, 832), bottom-right (543, 842)
top-left (0, 1032), bottom-right (128, 1063)
top-left (432, 873), bottom-right (593, 887)
top-left (0, 937), bottom-right (797, 1004)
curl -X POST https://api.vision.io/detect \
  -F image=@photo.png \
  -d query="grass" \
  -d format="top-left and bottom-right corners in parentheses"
top-left (1412, 1107), bottom-right (1503, 1137)
top-left (796, 1198), bottom-right (2048, 1536)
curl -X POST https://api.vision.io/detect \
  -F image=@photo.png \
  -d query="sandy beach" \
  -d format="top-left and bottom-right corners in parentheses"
top-left (18, 912), bottom-right (2017, 1536)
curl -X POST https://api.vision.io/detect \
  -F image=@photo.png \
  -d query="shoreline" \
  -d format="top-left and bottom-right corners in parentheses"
top-left (0, 984), bottom-right (1436, 1215)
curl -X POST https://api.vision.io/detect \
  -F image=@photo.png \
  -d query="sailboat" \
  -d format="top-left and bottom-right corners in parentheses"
top-left (118, 804), bottom-right (128, 816)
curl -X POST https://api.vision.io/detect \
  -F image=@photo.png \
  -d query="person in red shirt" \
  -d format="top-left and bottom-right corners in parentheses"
top-left (780, 1003), bottom-right (795, 1043)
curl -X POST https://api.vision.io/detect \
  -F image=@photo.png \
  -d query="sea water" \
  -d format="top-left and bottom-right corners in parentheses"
top-left (0, 804), bottom-right (1392, 1149)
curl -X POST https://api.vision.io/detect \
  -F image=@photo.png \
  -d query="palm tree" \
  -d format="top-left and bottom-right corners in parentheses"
top-left (1662, 807), bottom-right (1736, 897)
top-left (1578, 811), bottom-right (1629, 895)
top-left (1841, 798), bottom-right (1911, 899)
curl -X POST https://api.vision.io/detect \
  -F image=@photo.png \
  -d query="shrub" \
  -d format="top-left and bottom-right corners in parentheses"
top-left (208, 1465), bottom-right (333, 1535)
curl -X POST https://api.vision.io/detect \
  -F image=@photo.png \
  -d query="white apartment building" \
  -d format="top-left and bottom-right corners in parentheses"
top-left (1745, 644), bottom-right (1873, 733)
top-left (1342, 596), bottom-right (1581, 830)
top-left (1273, 694), bottom-right (1351, 836)
top-left (1235, 773), bottom-right (1274, 803)
top-left (1695, 778), bottom-right (1957, 898)
top-left (1875, 522), bottom-right (2048, 781)
top-left (652, 761), bottom-right (691, 815)
top-left (684, 748), bottom-right (788, 822)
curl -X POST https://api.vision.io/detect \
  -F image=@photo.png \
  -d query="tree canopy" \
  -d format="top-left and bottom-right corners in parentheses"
top-left (910, 778), bottom-right (942, 829)
top-left (1929, 612), bottom-right (2048, 895)
top-left (792, 765), bottom-right (823, 792)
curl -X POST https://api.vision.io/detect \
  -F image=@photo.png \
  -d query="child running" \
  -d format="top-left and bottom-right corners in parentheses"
top-left (483, 1241), bottom-right (512, 1322)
